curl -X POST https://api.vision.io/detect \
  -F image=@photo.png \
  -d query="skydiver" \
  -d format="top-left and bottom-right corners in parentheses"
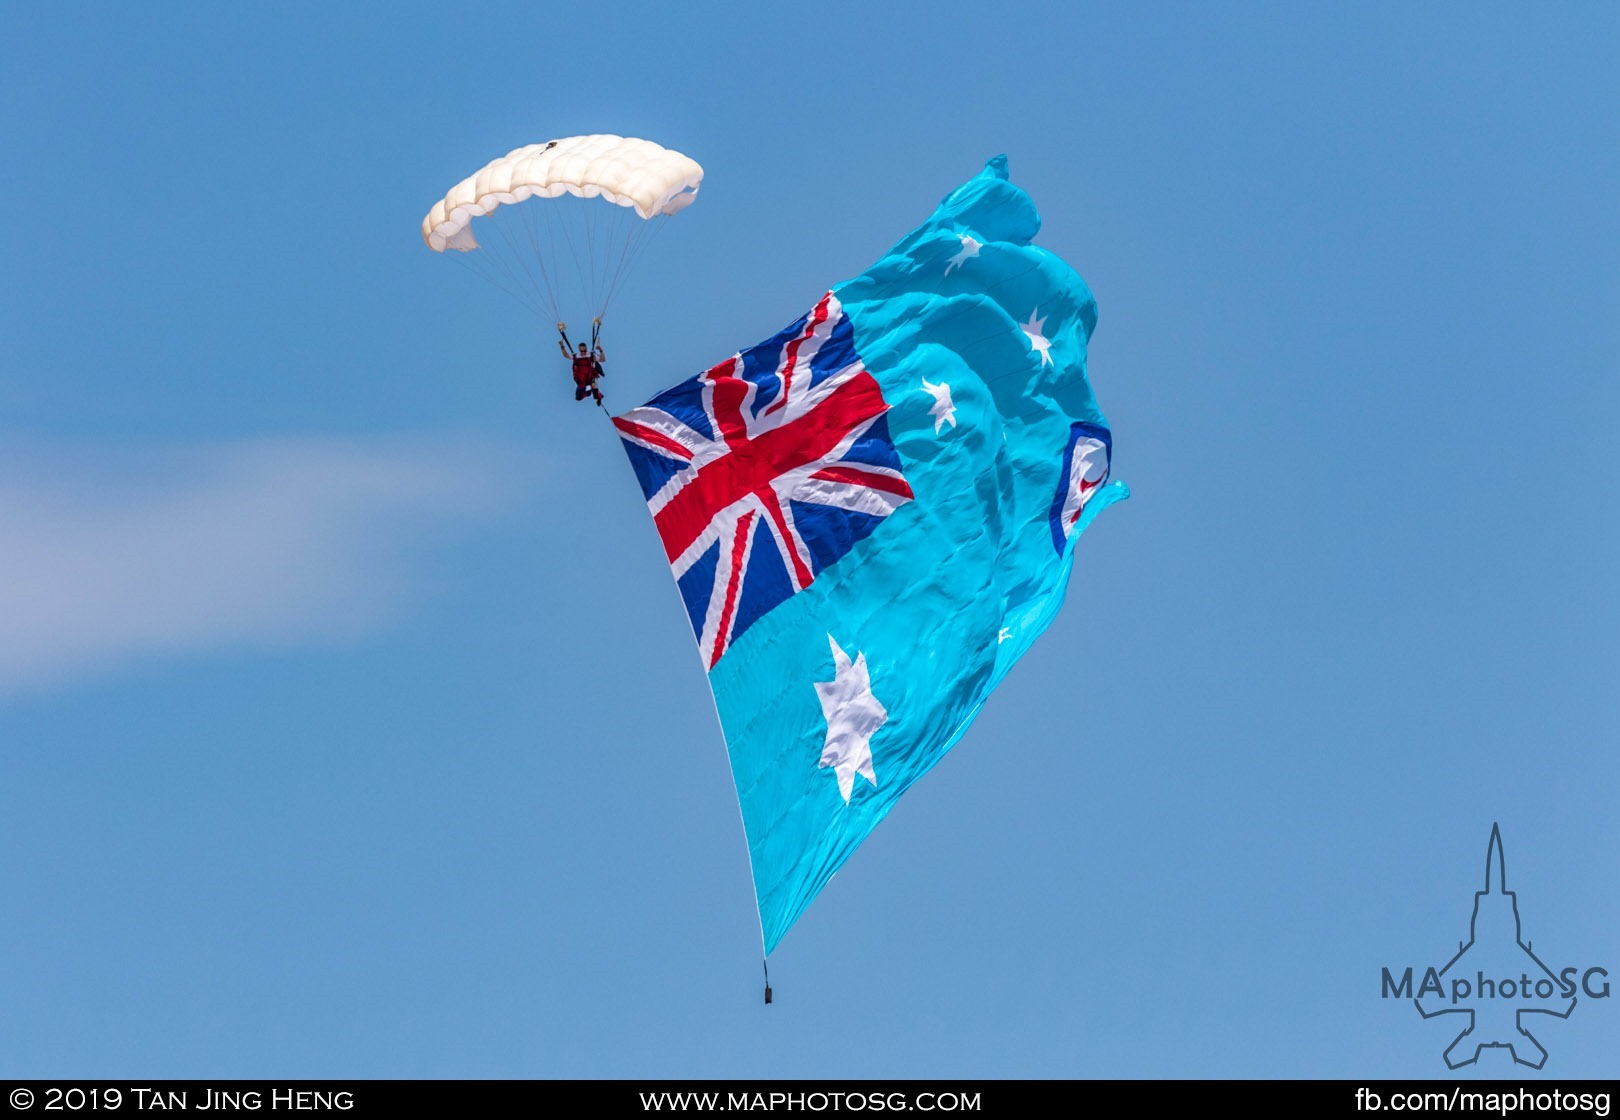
top-left (557, 320), bottom-right (606, 406)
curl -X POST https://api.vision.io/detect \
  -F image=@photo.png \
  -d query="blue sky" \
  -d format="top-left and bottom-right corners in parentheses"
top-left (2, 1), bottom-right (1616, 1079)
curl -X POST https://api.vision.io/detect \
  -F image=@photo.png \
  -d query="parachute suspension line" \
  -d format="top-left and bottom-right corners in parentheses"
top-left (448, 246), bottom-right (544, 320)
top-left (625, 217), bottom-right (665, 301)
top-left (541, 203), bottom-right (564, 318)
top-left (498, 213), bottom-right (557, 319)
top-left (440, 201), bottom-right (673, 327)
top-left (519, 201), bottom-right (563, 325)
top-left (489, 208), bottom-right (554, 321)
top-left (762, 958), bottom-right (773, 1005)
top-left (503, 194), bottom-right (655, 323)
top-left (599, 214), bottom-right (666, 320)
top-left (554, 201), bottom-right (588, 305)
top-left (536, 196), bottom-right (603, 319)
top-left (583, 194), bottom-right (600, 314)
top-left (598, 221), bottom-right (644, 318)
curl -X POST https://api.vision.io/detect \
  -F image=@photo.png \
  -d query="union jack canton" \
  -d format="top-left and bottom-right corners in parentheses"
top-left (613, 292), bottom-right (914, 669)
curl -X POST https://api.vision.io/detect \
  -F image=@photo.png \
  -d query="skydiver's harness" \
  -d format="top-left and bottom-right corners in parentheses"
top-left (557, 320), bottom-right (606, 407)
top-left (556, 319), bottom-right (600, 357)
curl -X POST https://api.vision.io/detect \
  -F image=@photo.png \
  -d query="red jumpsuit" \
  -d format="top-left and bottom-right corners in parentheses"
top-left (572, 354), bottom-right (602, 401)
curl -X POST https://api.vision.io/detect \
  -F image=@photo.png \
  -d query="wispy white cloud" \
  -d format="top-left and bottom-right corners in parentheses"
top-left (0, 436), bottom-right (512, 696)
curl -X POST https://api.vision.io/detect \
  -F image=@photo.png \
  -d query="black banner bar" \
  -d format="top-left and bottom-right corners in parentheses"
top-left (2, 1081), bottom-right (1616, 1117)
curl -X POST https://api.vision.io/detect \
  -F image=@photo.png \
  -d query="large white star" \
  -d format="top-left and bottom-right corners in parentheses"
top-left (1020, 308), bottom-right (1053, 367)
top-left (814, 635), bottom-right (885, 804)
top-left (944, 233), bottom-right (981, 275)
top-left (920, 377), bottom-right (957, 434)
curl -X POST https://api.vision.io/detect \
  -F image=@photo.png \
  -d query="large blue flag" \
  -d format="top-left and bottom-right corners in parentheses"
top-left (614, 157), bottom-right (1127, 953)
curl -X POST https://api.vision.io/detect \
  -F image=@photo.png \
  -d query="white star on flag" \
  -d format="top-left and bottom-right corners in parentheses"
top-left (814, 635), bottom-right (885, 804)
top-left (920, 378), bottom-right (957, 434)
top-left (1020, 308), bottom-right (1053, 367)
top-left (944, 233), bottom-right (981, 275)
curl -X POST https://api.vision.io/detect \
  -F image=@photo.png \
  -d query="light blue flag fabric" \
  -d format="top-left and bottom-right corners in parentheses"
top-left (614, 157), bottom-right (1127, 953)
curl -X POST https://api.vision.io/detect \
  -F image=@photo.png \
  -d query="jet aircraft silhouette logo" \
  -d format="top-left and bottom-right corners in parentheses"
top-left (1412, 824), bottom-right (1575, 1069)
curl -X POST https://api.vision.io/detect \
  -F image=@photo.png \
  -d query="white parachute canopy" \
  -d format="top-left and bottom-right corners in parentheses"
top-left (422, 134), bottom-right (704, 323)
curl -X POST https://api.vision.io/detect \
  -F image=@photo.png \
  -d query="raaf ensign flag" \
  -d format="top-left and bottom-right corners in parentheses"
top-left (615, 157), bottom-right (1127, 953)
